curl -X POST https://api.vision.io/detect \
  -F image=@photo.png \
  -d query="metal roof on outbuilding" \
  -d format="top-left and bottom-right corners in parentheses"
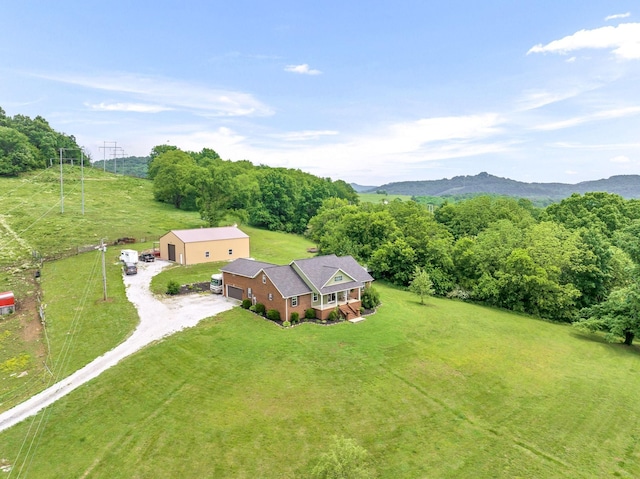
top-left (167, 226), bottom-right (249, 244)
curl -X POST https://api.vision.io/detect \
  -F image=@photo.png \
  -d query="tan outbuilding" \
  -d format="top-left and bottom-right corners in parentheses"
top-left (158, 226), bottom-right (250, 265)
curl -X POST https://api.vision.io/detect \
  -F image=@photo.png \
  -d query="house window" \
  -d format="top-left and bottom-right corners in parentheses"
top-left (328, 293), bottom-right (336, 303)
top-left (334, 275), bottom-right (343, 282)
top-left (313, 293), bottom-right (318, 303)
top-left (228, 249), bottom-right (233, 255)
top-left (248, 287), bottom-right (252, 298)
top-left (268, 293), bottom-right (273, 301)
top-left (205, 251), bottom-right (210, 258)
top-left (262, 274), bottom-right (266, 284)
top-left (291, 296), bottom-right (298, 307)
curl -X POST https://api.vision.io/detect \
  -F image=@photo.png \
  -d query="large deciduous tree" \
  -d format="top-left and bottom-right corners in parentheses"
top-left (0, 126), bottom-right (40, 175)
top-left (150, 150), bottom-right (198, 209)
top-left (542, 192), bottom-right (634, 238)
top-left (574, 284), bottom-right (640, 345)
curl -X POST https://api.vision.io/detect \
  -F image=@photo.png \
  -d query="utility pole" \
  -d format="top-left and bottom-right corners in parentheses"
top-left (100, 239), bottom-right (107, 301)
top-left (112, 146), bottom-right (124, 174)
top-left (99, 141), bottom-right (117, 172)
top-left (59, 148), bottom-right (64, 213)
top-left (59, 147), bottom-right (86, 214)
top-left (81, 149), bottom-right (85, 215)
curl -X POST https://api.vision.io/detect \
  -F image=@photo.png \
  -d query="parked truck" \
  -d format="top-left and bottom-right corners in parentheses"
top-left (210, 273), bottom-right (223, 294)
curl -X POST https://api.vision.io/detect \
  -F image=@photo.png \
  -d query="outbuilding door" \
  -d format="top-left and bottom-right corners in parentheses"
top-left (227, 286), bottom-right (243, 300)
top-left (168, 244), bottom-right (176, 262)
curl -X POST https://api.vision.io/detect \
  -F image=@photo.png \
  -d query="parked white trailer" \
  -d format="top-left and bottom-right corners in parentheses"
top-left (210, 273), bottom-right (223, 294)
top-left (119, 249), bottom-right (139, 264)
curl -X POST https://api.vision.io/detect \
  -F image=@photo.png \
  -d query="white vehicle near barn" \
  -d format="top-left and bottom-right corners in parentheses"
top-left (210, 273), bottom-right (223, 294)
top-left (119, 249), bottom-right (138, 264)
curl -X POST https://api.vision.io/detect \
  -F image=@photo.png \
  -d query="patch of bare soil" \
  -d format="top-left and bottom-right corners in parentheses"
top-left (17, 276), bottom-right (45, 359)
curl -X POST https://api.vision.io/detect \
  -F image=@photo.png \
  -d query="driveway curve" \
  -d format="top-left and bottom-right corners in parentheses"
top-left (0, 260), bottom-right (236, 432)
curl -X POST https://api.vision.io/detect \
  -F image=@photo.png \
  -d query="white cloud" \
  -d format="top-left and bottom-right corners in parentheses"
top-left (284, 64), bottom-right (322, 75)
top-left (533, 106), bottom-right (640, 130)
top-left (85, 102), bottom-right (172, 113)
top-left (271, 130), bottom-right (339, 141)
top-left (385, 114), bottom-right (504, 151)
top-left (516, 87), bottom-right (586, 111)
top-left (610, 155), bottom-right (631, 163)
top-left (224, 114), bottom-right (510, 179)
top-left (527, 22), bottom-right (640, 60)
top-left (605, 13), bottom-right (631, 21)
top-left (125, 113), bottom-right (509, 183)
top-left (550, 141), bottom-right (640, 150)
top-left (36, 72), bottom-right (273, 117)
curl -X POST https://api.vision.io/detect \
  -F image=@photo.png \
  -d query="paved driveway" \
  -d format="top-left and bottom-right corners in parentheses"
top-left (0, 260), bottom-right (236, 432)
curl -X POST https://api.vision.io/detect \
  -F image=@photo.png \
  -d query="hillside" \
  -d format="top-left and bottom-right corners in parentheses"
top-left (2, 169), bottom-right (640, 476)
top-left (369, 172), bottom-right (640, 200)
top-left (2, 281), bottom-right (640, 477)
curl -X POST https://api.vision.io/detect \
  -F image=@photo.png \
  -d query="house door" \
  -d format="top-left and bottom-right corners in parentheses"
top-left (168, 244), bottom-right (176, 262)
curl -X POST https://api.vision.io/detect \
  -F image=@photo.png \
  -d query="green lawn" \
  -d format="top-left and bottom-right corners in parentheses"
top-left (2, 284), bottom-right (640, 477)
top-left (0, 175), bottom-right (316, 412)
top-left (2, 170), bottom-right (640, 477)
top-left (0, 245), bottom-right (139, 411)
top-left (0, 166), bottom-right (205, 266)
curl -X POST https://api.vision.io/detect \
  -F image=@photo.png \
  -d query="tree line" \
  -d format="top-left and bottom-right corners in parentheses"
top-left (308, 193), bottom-right (640, 344)
top-left (147, 145), bottom-right (358, 234)
top-left (0, 107), bottom-right (80, 175)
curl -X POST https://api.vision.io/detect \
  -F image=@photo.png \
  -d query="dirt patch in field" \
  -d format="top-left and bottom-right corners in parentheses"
top-left (18, 278), bottom-right (46, 359)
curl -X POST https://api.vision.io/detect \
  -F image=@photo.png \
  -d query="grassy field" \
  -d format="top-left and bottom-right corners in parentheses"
top-left (358, 192), bottom-right (413, 203)
top-left (0, 166), bottom-right (205, 265)
top-left (0, 245), bottom-right (140, 412)
top-left (2, 283), bottom-right (640, 477)
top-left (0, 167), bottom-right (205, 412)
top-left (2, 169), bottom-right (640, 477)
top-left (0, 169), bottom-right (317, 413)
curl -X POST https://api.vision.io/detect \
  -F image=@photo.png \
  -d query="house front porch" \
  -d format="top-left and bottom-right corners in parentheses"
top-left (312, 288), bottom-right (362, 320)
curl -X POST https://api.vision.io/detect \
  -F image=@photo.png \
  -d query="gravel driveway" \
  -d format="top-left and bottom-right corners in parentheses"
top-left (0, 260), bottom-right (236, 432)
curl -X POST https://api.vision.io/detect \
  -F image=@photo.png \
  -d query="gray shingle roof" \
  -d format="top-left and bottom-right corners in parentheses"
top-left (292, 255), bottom-right (373, 293)
top-left (222, 255), bottom-right (373, 298)
top-left (221, 258), bottom-right (275, 278)
top-left (264, 265), bottom-right (312, 298)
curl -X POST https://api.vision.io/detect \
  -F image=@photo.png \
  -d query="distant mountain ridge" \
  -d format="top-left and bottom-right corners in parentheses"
top-left (350, 183), bottom-right (379, 193)
top-left (366, 172), bottom-right (640, 200)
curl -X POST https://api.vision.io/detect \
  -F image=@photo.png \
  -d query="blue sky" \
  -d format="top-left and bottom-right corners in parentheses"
top-left (2, 1), bottom-right (640, 185)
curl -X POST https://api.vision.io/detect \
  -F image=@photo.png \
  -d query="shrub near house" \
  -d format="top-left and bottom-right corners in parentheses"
top-left (221, 255), bottom-right (374, 321)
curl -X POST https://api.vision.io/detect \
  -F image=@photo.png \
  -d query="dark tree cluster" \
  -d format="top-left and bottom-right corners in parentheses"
top-left (308, 192), bottom-right (640, 343)
top-left (0, 107), bottom-right (80, 176)
top-left (147, 145), bottom-right (359, 234)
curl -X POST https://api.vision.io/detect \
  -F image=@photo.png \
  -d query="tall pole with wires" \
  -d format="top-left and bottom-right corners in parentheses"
top-left (59, 148), bottom-right (64, 213)
top-left (100, 239), bottom-right (107, 301)
top-left (81, 149), bottom-right (85, 215)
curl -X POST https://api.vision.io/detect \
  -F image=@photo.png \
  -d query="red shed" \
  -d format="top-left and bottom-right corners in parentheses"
top-left (0, 291), bottom-right (15, 315)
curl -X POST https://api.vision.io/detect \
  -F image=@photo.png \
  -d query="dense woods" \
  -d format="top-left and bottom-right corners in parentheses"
top-left (0, 107), bottom-right (80, 175)
top-left (308, 193), bottom-right (640, 343)
top-left (147, 145), bottom-right (359, 234)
